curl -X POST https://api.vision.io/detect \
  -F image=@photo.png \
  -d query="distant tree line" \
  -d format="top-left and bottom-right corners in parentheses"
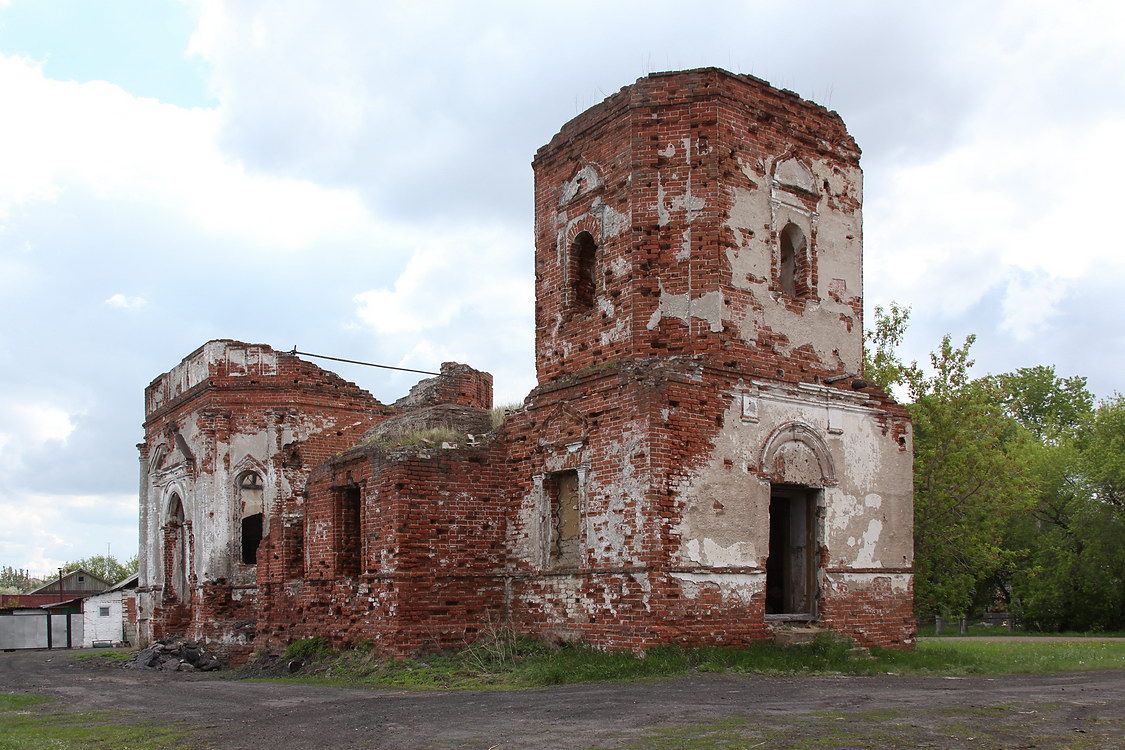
top-left (867, 304), bottom-right (1125, 631)
top-left (0, 566), bottom-right (42, 594)
top-left (0, 554), bottom-right (138, 594)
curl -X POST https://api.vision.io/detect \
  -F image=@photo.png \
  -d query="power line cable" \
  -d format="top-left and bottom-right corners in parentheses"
top-left (289, 348), bottom-right (440, 376)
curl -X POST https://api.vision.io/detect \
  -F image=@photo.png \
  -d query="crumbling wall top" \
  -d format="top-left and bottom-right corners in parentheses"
top-left (393, 362), bottom-right (493, 411)
top-left (143, 340), bottom-right (380, 421)
top-left (535, 67), bottom-right (857, 164)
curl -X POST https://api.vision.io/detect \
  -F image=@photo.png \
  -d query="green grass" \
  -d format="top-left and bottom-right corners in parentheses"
top-left (250, 632), bottom-right (1125, 692)
top-left (903, 637), bottom-right (1125, 673)
top-left (70, 647), bottom-right (136, 663)
top-left (0, 692), bottom-right (189, 749)
top-left (918, 622), bottom-right (1125, 637)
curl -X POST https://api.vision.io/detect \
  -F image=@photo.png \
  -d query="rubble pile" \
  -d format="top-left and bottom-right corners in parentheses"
top-left (127, 638), bottom-right (222, 672)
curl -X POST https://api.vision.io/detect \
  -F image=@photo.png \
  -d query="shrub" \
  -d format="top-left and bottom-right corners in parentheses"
top-left (284, 636), bottom-right (332, 661)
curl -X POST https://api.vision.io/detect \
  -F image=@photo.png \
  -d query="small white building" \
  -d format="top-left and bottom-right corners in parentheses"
top-left (82, 574), bottom-right (138, 647)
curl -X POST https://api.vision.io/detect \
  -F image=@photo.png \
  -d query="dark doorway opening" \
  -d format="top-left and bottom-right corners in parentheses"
top-left (766, 486), bottom-right (818, 617)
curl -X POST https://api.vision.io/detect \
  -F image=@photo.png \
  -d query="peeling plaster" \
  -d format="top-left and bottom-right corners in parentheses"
top-left (646, 281), bottom-right (724, 333)
top-left (670, 572), bottom-right (764, 603)
top-left (723, 156), bottom-right (864, 372)
top-left (602, 203), bottom-right (629, 239)
top-left (675, 384), bottom-right (912, 574)
top-left (827, 571), bottom-right (912, 595)
top-left (594, 421), bottom-right (651, 562)
top-left (674, 396), bottom-right (769, 568)
top-left (559, 165), bottom-right (602, 205)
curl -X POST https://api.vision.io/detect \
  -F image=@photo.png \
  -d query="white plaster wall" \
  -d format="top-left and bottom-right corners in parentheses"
top-left (83, 591), bottom-right (123, 646)
top-left (724, 155), bottom-right (864, 373)
top-left (146, 342), bottom-right (278, 415)
top-left (673, 382), bottom-right (912, 573)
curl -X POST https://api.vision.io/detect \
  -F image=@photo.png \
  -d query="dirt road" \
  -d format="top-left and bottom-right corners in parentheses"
top-left (2, 649), bottom-right (1122, 749)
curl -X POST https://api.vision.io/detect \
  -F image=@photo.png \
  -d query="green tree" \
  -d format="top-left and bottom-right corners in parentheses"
top-left (62, 554), bottom-right (138, 585)
top-left (1081, 395), bottom-right (1125, 512)
top-left (906, 334), bottom-right (1037, 618)
top-left (0, 566), bottom-right (43, 593)
top-left (995, 366), bottom-right (1094, 443)
top-left (863, 302), bottom-right (916, 392)
top-left (994, 374), bottom-right (1123, 630)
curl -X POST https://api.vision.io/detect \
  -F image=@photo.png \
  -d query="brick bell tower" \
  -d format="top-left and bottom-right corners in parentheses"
top-left (532, 68), bottom-right (864, 387)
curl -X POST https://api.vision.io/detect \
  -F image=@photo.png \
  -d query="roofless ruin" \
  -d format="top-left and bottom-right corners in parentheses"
top-left (137, 68), bottom-right (914, 656)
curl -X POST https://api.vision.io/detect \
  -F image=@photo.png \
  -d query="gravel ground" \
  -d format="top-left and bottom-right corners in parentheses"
top-left (1, 648), bottom-right (1122, 749)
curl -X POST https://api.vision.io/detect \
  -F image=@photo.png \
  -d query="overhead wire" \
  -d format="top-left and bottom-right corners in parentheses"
top-left (289, 348), bottom-right (440, 376)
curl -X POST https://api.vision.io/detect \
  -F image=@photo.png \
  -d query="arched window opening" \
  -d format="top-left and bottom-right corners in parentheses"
top-left (779, 223), bottom-right (807, 298)
top-left (238, 471), bottom-right (264, 566)
top-left (166, 493), bottom-right (188, 603)
top-left (571, 231), bottom-right (597, 309)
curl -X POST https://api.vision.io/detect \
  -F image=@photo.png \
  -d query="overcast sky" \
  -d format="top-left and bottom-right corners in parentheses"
top-left (1, 0), bottom-right (1123, 577)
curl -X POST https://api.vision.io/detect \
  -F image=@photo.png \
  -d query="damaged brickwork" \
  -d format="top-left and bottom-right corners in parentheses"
top-left (137, 68), bottom-right (914, 657)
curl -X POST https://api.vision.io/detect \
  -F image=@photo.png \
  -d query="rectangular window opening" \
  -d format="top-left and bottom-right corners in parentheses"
top-left (545, 470), bottom-right (581, 567)
top-left (98, 606), bottom-right (110, 617)
top-left (338, 485), bottom-right (363, 578)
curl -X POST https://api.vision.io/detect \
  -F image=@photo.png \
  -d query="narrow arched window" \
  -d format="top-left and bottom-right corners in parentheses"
top-left (166, 493), bottom-right (188, 602)
top-left (779, 223), bottom-right (806, 298)
top-left (238, 471), bottom-right (264, 565)
top-left (571, 231), bottom-right (597, 309)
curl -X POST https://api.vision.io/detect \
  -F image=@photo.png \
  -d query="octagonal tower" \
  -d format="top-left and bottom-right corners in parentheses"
top-left (533, 68), bottom-right (863, 386)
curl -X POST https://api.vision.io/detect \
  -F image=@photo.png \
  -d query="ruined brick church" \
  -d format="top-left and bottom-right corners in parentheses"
top-left (137, 69), bottom-right (914, 655)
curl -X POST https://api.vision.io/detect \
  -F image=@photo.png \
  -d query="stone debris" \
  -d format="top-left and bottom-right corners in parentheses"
top-left (126, 638), bottom-right (222, 672)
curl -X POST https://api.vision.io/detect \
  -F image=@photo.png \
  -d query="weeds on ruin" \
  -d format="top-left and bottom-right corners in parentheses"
top-left (372, 428), bottom-right (466, 450)
top-left (489, 403), bottom-right (523, 430)
top-left (283, 636), bottom-right (332, 661)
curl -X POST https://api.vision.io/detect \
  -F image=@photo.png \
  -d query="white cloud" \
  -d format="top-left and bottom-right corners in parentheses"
top-left (0, 400), bottom-right (77, 473)
top-left (104, 293), bottom-right (148, 310)
top-left (354, 248), bottom-right (465, 336)
top-left (0, 492), bottom-right (138, 576)
top-left (351, 222), bottom-right (535, 403)
top-left (1000, 274), bottom-right (1069, 341)
top-left (864, 1), bottom-right (1125, 366)
top-left (0, 53), bottom-right (386, 251)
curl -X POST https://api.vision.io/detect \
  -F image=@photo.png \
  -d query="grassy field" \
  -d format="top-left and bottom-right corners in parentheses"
top-left (0, 693), bottom-right (188, 750)
top-left (249, 632), bottom-right (1125, 691)
top-left (917, 622), bottom-right (1125, 638)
